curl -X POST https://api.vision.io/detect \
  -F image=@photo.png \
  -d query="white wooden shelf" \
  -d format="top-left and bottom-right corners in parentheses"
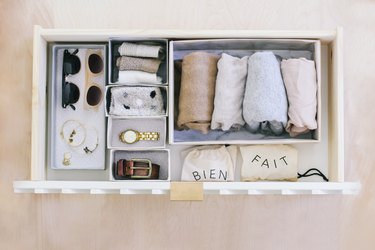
top-left (13, 181), bottom-right (360, 195)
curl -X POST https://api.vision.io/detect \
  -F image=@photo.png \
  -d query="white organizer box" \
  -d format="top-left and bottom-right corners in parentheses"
top-left (13, 26), bottom-right (360, 196)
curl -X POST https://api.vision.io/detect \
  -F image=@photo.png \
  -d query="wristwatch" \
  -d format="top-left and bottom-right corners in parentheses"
top-left (114, 159), bottom-right (160, 180)
top-left (119, 129), bottom-right (159, 144)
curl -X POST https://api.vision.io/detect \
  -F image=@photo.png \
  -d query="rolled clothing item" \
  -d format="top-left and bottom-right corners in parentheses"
top-left (109, 86), bottom-right (165, 116)
top-left (211, 53), bottom-right (248, 131)
top-left (281, 58), bottom-right (317, 137)
top-left (116, 56), bottom-right (161, 73)
top-left (243, 51), bottom-right (288, 135)
top-left (173, 60), bottom-right (183, 129)
top-left (118, 42), bottom-right (164, 59)
top-left (118, 70), bottom-right (162, 84)
top-left (177, 51), bottom-right (220, 134)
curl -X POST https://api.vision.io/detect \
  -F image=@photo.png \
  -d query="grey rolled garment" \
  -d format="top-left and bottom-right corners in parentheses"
top-left (243, 51), bottom-right (288, 135)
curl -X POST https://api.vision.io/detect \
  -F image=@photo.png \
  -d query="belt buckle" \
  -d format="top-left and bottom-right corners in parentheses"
top-left (130, 158), bottom-right (152, 179)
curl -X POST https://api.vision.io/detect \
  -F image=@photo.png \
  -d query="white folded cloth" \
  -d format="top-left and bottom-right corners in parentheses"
top-left (109, 86), bottom-right (165, 116)
top-left (211, 53), bottom-right (248, 131)
top-left (118, 70), bottom-right (162, 85)
top-left (243, 52), bottom-right (288, 135)
top-left (118, 42), bottom-right (164, 59)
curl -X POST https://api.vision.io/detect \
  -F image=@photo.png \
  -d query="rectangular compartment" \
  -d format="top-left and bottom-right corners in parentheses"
top-left (105, 84), bottom-right (169, 117)
top-left (107, 117), bottom-right (166, 149)
top-left (109, 149), bottom-right (170, 181)
top-left (109, 38), bottom-right (168, 85)
top-left (169, 39), bottom-right (321, 145)
top-left (48, 44), bottom-right (107, 170)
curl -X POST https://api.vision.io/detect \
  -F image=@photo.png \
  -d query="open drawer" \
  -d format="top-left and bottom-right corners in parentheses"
top-left (13, 26), bottom-right (360, 197)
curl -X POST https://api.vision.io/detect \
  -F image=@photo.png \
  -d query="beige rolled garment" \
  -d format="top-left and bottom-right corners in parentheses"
top-left (177, 52), bottom-right (219, 134)
top-left (281, 58), bottom-right (318, 137)
top-left (116, 56), bottom-right (161, 73)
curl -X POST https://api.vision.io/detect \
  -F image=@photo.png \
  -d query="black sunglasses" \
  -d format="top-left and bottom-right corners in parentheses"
top-left (62, 49), bottom-right (81, 110)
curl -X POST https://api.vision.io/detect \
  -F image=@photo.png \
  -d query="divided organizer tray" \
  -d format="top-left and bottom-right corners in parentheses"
top-left (13, 26), bottom-right (360, 197)
top-left (49, 44), bottom-right (107, 170)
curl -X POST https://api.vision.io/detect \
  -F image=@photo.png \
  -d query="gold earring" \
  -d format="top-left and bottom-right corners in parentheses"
top-left (63, 152), bottom-right (72, 166)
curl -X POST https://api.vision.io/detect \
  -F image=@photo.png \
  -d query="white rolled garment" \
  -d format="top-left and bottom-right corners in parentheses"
top-left (281, 58), bottom-right (317, 137)
top-left (211, 53), bottom-right (248, 131)
top-left (118, 70), bottom-right (162, 85)
top-left (243, 52), bottom-right (288, 135)
top-left (118, 42), bottom-right (164, 59)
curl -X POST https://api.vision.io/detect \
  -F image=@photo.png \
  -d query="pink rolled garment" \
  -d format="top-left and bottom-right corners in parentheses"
top-left (281, 58), bottom-right (317, 137)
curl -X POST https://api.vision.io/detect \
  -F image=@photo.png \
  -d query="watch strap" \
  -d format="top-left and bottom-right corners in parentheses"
top-left (139, 132), bottom-right (159, 141)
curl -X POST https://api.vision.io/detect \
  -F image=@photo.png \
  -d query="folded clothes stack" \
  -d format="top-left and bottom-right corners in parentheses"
top-left (177, 51), bottom-right (318, 137)
top-left (116, 42), bottom-right (165, 84)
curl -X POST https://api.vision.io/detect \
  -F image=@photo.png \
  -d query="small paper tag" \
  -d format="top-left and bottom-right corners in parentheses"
top-left (170, 182), bottom-right (204, 201)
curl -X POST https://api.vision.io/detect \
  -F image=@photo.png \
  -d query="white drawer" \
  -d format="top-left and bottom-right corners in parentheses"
top-left (13, 26), bottom-right (360, 197)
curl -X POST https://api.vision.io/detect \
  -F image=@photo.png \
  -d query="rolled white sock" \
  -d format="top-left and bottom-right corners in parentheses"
top-left (117, 70), bottom-right (162, 84)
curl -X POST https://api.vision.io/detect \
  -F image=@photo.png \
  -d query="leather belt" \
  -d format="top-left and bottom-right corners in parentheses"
top-left (114, 159), bottom-right (160, 180)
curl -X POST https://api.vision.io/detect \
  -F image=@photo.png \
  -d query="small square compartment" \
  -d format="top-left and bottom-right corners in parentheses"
top-left (109, 38), bottom-right (168, 85)
top-left (169, 39), bottom-right (321, 145)
top-left (107, 117), bottom-right (166, 149)
top-left (105, 85), bottom-right (168, 117)
top-left (110, 149), bottom-right (170, 181)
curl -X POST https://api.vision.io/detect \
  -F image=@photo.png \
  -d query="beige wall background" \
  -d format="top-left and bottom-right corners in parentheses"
top-left (1, 0), bottom-right (375, 249)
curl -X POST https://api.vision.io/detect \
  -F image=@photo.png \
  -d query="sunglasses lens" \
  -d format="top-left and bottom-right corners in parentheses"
top-left (86, 85), bottom-right (102, 106)
top-left (88, 54), bottom-right (103, 74)
top-left (63, 50), bottom-right (81, 75)
top-left (70, 83), bottom-right (80, 103)
top-left (62, 82), bottom-right (80, 108)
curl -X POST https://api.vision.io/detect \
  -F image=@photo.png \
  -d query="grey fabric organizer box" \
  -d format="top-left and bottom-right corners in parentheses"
top-left (111, 150), bottom-right (169, 180)
top-left (48, 44), bottom-right (107, 170)
top-left (171, 39), bottom-right (318, 143)
top-left (109, 86), bottom-right (166, 116)
top-left (108, 117), bottom-right (166, 148)
top-left (109, 38), bottom-right (168, 84)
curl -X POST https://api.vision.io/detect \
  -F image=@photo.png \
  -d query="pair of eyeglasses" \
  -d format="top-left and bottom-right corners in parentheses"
top-left (62, 49), bottom-right (104, 110)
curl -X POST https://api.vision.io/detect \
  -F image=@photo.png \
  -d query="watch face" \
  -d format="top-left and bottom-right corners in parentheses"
top-left (123, 130), bottom-right (137, 144)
